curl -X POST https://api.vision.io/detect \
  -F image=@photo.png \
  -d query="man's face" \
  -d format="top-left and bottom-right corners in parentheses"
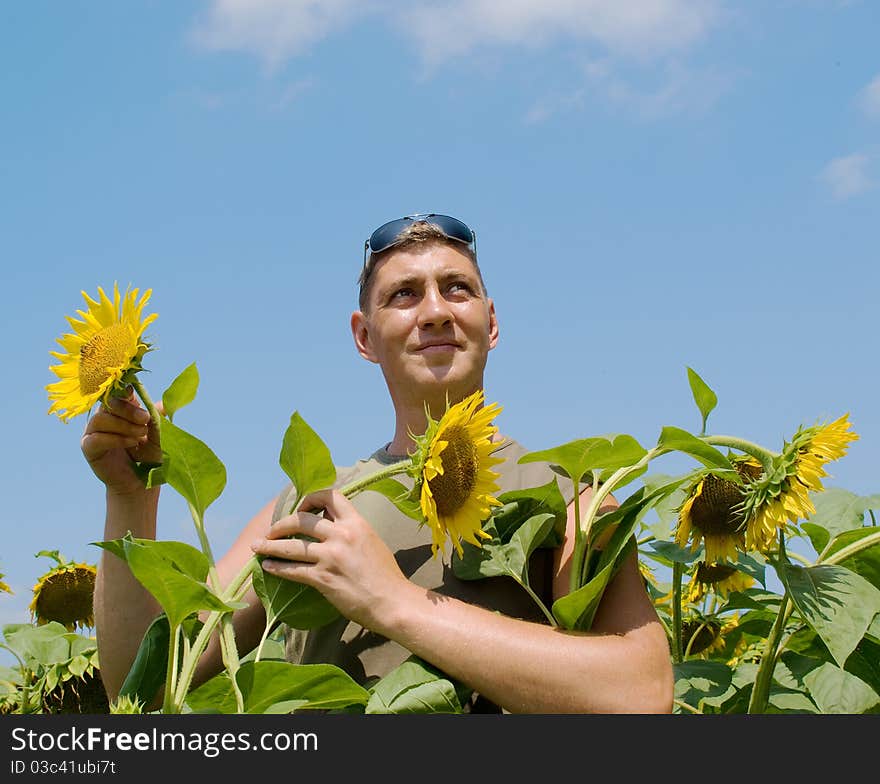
top-left (351, 242), bottom-right (498, 410)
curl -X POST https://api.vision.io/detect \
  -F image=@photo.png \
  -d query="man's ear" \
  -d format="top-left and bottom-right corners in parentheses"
top-left (351, 310), bottom-right (379, 363)
top-left (487, 299), bottom-right (499, 351)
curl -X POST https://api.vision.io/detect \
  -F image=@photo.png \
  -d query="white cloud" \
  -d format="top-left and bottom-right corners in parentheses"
top-left (858, 73), bottom-right (880, 118)
top-left (191, 0), bottom-right (366, 71)
top-left (820, 153), bottom-right (873, 199)
top-left (401, 0), bottom-right (721, 66)
top-left (192, 0), bottom-right (720, 69)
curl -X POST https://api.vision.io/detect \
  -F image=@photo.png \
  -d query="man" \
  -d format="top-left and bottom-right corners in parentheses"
top-left (86, 213), bottom-right (673, 713)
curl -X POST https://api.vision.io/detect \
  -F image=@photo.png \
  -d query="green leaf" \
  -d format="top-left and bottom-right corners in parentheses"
top-left (1, 623), bottom-right (79, 667)
top-left (553, 562), bottom-right (612, 630)
top-left (646, 539), bottom-right (703, 566)
top-left (453, 514), bottom-right (555, 585)
top-left (185, 661), bottom-right (369, 714)
top-left (802, 489), bottom-right (880, 553)
top-left (94, 535), bottom-right (237, 628)
top-left (780, 562), bottom-right (880, 667)
top-left (279, 412), bottom-right (337, 513)
top-left (674, 660), bottom-right (733, 711)
top-left (519, 434), bottom-right (647, 487)
top-left (159, 417), bottom-right (226, 519)
top-left (366, 658), bottom-right (464, 714)
top-left (118, 614), bottom-right (170, 705)
top-left (161, 362), bottom-right (199, 422)
top-left (492, 479), bottom-right (568, 546)
top-left (822, 528), bottom-right (880, 592)
top-left (803, 662), bottom-right (880, 714)
top-left (686, 367), bottom-right (718, 435)
top-left (252, 564), bottom-right (340, 631)
top-left (363, 478), bottom-right (422, 521)
top-left (657, 426), bottom-right (734, 471)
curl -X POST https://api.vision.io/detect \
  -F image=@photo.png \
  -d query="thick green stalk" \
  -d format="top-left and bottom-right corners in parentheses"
top-left (162, 623), bottom-right (182, 714)
top-left (747, 595), bottom-right (791, 714)
top-left (817, 529), bottom-right (880, 566)
top-left (701, 435), bottom-right (778, 468)
top-left (570, 447), bottom-right (665, 592)
top-left (672, 561), bottom-right (683, 663)
top-left (748, 531), bottom-right (792, 714)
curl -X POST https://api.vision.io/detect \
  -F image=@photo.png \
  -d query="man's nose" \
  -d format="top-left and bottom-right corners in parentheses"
top-left (417, 285), bottom-right (453, 328)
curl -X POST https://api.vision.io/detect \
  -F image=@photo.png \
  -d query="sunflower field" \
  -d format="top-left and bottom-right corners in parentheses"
top-left (4, 284), bottom-right (877, 715)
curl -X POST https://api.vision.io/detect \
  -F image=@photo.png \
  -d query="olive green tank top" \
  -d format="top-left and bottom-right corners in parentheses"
top-left (271, 437), bottom-right (575, 710)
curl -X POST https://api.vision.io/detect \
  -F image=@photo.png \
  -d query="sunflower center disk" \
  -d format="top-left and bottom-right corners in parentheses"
top-left (78, 323), bottom-right (131, 394)
top-left (428, 425), bottom-right (479, 517)
top-left (690, 474), bottom-right (747, 536)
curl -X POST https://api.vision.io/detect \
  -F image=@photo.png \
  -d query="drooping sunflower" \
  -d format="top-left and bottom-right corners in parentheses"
top-left (409, 390), bottom-right (505, 558)
top-left (675, 460), bottom-right (761, 564)
top-left (681, 614), bottom-right (725, 657)
top-left (685, 560), bottom-right (755, 604)
top-left (741, 414), bottom-right (859, 552)
top-left (30, 554), bottom-right (97, 632)
top-left (46, 283), bottom-right (157, 422)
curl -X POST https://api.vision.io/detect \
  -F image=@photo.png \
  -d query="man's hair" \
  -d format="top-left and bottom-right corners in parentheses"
top-left (358, 222), bottom-right (486, 311)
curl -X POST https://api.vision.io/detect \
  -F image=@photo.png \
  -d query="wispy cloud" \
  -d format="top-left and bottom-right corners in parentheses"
top-left (820, 153), bottom-right (873, 199)
top-left (191, 0), bottom-right (366, 71)
top-left (858, 73), bottom-right (880, 119)
top-left (401, 0), bottom-right (721, 66)
top-left (192, 0), bottom-right (721, 69)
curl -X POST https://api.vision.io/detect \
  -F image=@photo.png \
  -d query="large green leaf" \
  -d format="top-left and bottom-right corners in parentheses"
top-left (1, 622), bottom-right (82, 667)
top-left (519, 434), bottom-right (647, 487)
top-left (95, 535), bottom-right (237, 628)
top-left (185, 661), bottom-right (369, 714)
top-left (161, 362), bottom-right (199, 422)
top-left (366, 657), bottom-right (465, 714)
top-left (780, 562), bottom-right (880, 667)
top-left (821, 528), bottom-right (880, 592)
top-left (802, 489), bottom-right (880, 552)
top-left (278, 412), bottom-right (336, 512)
top-left (252, 564), bottom-right (340, 631)
top-left (363, 477), bottom-right (422, 521)
top-left (452, 514), bottom-right (556, 585)
top-left (686, 366), bottom-right (718, 435)
top-left (803, 662), bottom-right (879, 714)
top-left (118, 614), bottom-right (170, 705)
top-left (159, 417), bottom-right (226, 519)
top-left (657, 426), bottom-right (734, 471)
top-left (674, 660), bottom-right (733, 711)
top-left (490, 479), bottom-right (568, 545)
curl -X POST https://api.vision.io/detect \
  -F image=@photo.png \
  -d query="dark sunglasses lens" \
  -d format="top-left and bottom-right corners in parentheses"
top-left (427, 215), bottom-right (474, 245)
top-left (368, 218), bottom-right (413, 254)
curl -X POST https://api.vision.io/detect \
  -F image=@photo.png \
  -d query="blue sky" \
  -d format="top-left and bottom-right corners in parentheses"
top-left (2, 1), bottom-right (878, 651)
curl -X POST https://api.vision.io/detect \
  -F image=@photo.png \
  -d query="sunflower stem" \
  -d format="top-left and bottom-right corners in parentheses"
top-left (672, 561), bottom-right (684, 663)
top-left (337, 459), bottom-right (414, 496)
top-left (571, 447), bottom-right (666, 591)
top-left (162, 622), bottom-right (182, 714)
top-left (701, 435), bottom-right (778, 468)
top-left (817, 529), bottom-right (880, 566)
top-left (130, 377), bottom-right (162, 434)
top-left (514, 577), bottom-right (557, 627)
top-left (748, 531), bottom-right (792, 714)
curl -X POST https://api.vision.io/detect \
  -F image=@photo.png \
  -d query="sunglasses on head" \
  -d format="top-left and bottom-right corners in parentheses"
top-left (363, 213), bottom-right (477, 268)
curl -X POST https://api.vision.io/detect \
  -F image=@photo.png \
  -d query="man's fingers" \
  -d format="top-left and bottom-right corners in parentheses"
top-left (255, 537), bottom-right (321, 564)
top-left (81, 431), bottom-right (146, 459)
top-left (298, 489), bottom-right (353, 522)
top-left (268, 511), bottom-right (332, 541)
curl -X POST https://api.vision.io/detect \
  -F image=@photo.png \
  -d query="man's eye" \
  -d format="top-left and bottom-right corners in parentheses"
top-left (448, 281), bottom-right (473, 294)
top-left (390, 288), bottom-right (415, 300)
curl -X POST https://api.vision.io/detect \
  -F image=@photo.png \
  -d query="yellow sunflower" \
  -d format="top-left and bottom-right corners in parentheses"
top-left (0, 574), bottom-right (10, 595)
top-left (675, 461), bottom-right (761, 564)
top-left (742, 414), bottom-right (858, 552)
top-left (410, 390), bottom-right (505, 558)
top-left (685, 560), bottom-right (755, 604)
top-left (30, 554), bottom-right (97, 632)
top-left (46, 283), bottom-right (157, 422)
